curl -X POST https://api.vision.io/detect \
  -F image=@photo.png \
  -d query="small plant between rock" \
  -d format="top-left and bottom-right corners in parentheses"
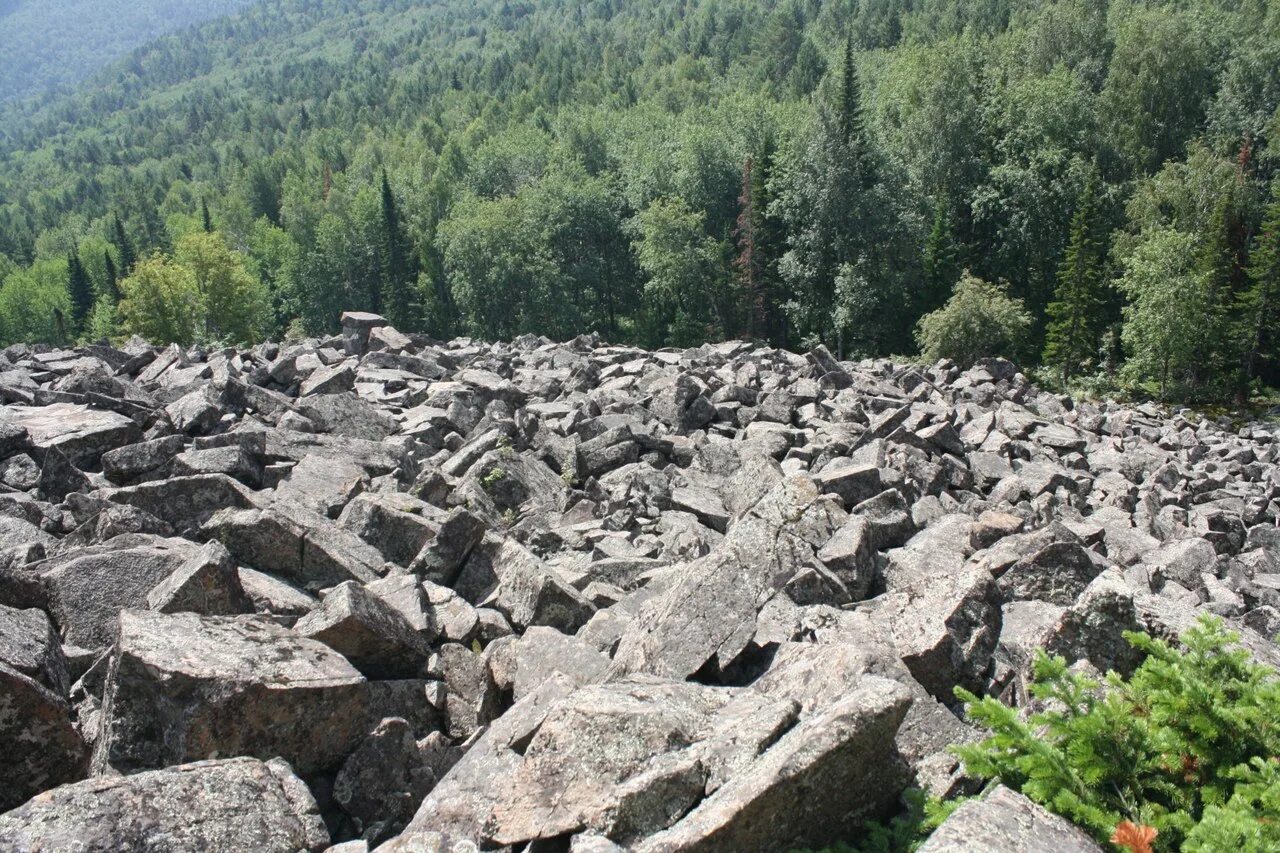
top-left (953, 615), bottom-right (1280, 852)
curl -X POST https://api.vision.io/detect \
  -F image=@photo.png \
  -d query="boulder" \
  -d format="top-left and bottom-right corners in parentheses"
top-left (295, 581), bottom-right (432, 680)
top-left (94, 609), bottom-right (368, 775)
top-left (917, 785), bottom-right (1103, 853)
top-left (0, 757), bottom-right (329, 852)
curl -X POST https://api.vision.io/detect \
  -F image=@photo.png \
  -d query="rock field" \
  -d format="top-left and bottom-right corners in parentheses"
top-left (1, 311), bottom-right (1279, 851)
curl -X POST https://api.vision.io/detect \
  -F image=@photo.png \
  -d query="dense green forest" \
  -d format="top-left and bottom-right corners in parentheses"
top-left (0, 0), bottom-right (259, 104)
top-left (0, 0), bottom-right (1278, 403)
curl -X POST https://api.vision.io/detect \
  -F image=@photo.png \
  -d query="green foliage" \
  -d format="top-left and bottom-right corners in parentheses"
top-left (173, 231), bottom-right (272, 345)
top-left (117, 255), bottom-right (202, 346)
top-left (0, 0), bottom-right (1275, 390)
top-left (0, 0), bottom-right (257, 103)
top-left (955, 616), bottom-right (1280, 852)
top-left (915, 272), bottom-right (1034, 367)
top-left (1116, 228), bottom-right (1217, 400)
top-left (0, 258), bottom-right (71, 345)
top-left (1043, 173), bottom-right (1108, 384)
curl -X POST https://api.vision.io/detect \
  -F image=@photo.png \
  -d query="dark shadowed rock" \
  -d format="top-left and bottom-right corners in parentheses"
top-left (0, 662), bottom-right (89, 812)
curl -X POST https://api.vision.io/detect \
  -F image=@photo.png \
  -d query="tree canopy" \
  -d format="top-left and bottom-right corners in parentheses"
top-left (1, 0), bottom-right (1279, 402)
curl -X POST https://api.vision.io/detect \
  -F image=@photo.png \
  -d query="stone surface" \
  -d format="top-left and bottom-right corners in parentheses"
top-left (0, 757), bottom-right (329, 852)
top-left (94, 609), bottom-right (368, 775)
top-left (3, 329), bottom-right (1279, 851)
top-left (295, 581), bottom-right (432, 680)
top-left (917, 785), bottom-right (1104, 852)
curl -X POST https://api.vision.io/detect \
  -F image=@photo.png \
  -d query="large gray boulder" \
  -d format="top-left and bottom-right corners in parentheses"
top-left (93, 609), bottom-right (368, 775)
top-left (294, 581), bottom-right (432, 680)
top-left (0, 757), bottom-right (329, 852)
top-left (38, 535), bottom-right (202, 649)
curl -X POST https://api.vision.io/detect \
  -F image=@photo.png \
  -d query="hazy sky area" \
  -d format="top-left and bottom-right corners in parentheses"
top-left (0, 0), bottom-right (257, 103)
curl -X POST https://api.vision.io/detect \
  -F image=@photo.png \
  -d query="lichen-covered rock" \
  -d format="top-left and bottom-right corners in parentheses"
top-left (5, 329), bottom-right (1280, 849)
top-left (0, 662), bottom-right (89, 812)
top-left (0, 757), bottom-right (329, 852)
top-left (916, 785), bottom-right (1104, 852)
top-left (295, 581), bottom-right (432, 680)
top-left (94, 609), bottom-right (368, 775)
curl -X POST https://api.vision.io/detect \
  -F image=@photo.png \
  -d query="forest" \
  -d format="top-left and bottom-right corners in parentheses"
top-left (0, 0), bottom-right (1278, 404)
top-left (0, 0), bottom-right (259, 103)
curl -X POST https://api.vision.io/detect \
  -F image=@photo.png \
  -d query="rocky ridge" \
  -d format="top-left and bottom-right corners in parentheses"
top-left (1, 311), bottom-right (1278, 851)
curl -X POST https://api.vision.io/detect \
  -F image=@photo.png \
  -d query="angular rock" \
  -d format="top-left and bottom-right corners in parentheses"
top-left (94, 609), bottom-right (367, 775)
top-left (0, 662), bottom-right (89, 812)
top-left (145, 540), bottom-right (252, 616)
top-left (0, 757), bottom-right (329, 852)
top-left (295, 581), bottom-right (432, 680)
top-left (917, 785), bottom-right (1103, 853)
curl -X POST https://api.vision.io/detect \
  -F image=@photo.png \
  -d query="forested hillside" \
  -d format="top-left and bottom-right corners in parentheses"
top-left (0, 0), bottom-right (1278, 403)
top-left (0, 0), bottom-right (258, 104)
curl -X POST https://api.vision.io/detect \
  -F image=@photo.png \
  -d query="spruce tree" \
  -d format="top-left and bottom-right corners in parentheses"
top-left (379, 169), bottom-right (417, 328)
top-left (837, 33), bottom-right (863, 151)
top-left (733, 155), bottom-right (763, 338)
top-left (752, 135), bottom-right (787, 346)
top-left (1043, 174), bottom-right (1107, 386)
top-left (921, 197), bottom-right (958, 315)
top-left (1195, 193), bottom-right (1246, 397)
top-left (66, 252), bottom-right (93, 333)
top-left (201, 198), bottom-right (214, 233)
top-left (1243, 181), bottom-right (1280, 387)
top-left (111, 213), bottom-right (136, 275)
top-left (103, 249), bottom-right (121, 301)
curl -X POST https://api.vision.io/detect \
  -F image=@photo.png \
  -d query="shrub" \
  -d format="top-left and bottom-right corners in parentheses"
top-left (954, 616), bottom-right (1280, 852)
top-left (914, 272), bottom-right (1033, 368)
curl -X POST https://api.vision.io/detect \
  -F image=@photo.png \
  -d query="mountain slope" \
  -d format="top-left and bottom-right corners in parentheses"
top-left (0, 0), bottom-right (1277, 403)
top-left (0, 0), bottom-right (258, 104)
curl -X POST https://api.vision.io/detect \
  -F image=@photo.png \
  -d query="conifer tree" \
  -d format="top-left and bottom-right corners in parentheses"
top-left (751, 133), bottom-right (785, 345)
top-left (201, 198), bottom-right (214, 233)
top-left (1195, 193), bottom-right (1246, 395)
top-left (1243, 181), bottom-right (1280, 387)
top-left (1043, 175), bottom-right (1107, 385)
top-left (112, 213), bottom-right (137, 275)
top-left (66, 252), bottom-right (93, 333)
top-left (103, 249), bottom-right (121, 301)
top-left (921, 197), bottom-right (958, 315)
top-left (733, 155), bottom-right (763, 338)
top-left (379, 169), bottom-right (418, 329)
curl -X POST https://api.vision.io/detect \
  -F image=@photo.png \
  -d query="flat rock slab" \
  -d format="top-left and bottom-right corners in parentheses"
top-left (94, 609), bottom-right (368, 775)
top-left (0, 757), bottom-right (329, 852)
top-left (4, 403), bottom-right (140, 467)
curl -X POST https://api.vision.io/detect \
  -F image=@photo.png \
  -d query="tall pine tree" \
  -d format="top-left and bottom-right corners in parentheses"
top-left (1243, 181), bottom-right (1280, 388)
top-left (1043, 174), bottom-right (1107, 385)
top-left (779, 33), bottom-right (878, 352)
top-left (112, 213), bottom-right (137, 275)
top-left (1195, 192), bottom-right (1247, 396)
top-left (103, 249), bottom-right (121, 301)
top-left (201, 198), bottom-right (214, 233)
top-left (921, 197), bottom-right (958, 315)
top-left (66, 252), bottom-right (94, 334)
top-left (733, 155), bottom-right (764, 338)
top-left (379, 169), bottom-right (418, 329)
